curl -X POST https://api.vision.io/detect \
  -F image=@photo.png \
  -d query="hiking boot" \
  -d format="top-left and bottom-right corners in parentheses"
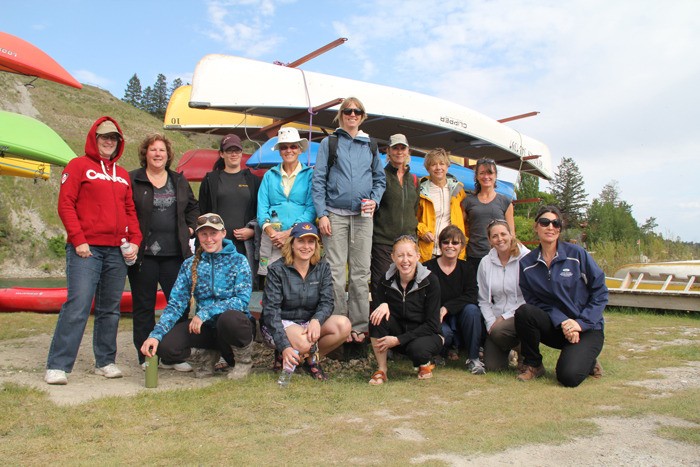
top-left (517, 364), bottom-right (545, 382)
top-left (466, 359), bottom-right (486, 375)
top-left (589, 359), bottom-right (604, 379)
top-left (228, 341), bottom-right (254, 380)
top-left (159, 362), bottom-right (193, 373)
top-left (95, 363), bottom-right (123, 379)
top-left (45, 369), bottom-right (68, 385)
top-left (187, 348), bottom-right (220, 378)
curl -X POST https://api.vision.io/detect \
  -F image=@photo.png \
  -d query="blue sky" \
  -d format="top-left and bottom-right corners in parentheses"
top-left (4, 0), bottom-right (700, 243)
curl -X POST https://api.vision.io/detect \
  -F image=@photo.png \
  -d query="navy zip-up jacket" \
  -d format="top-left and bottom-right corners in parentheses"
top-left (519, 241), bottom-right (607, 332)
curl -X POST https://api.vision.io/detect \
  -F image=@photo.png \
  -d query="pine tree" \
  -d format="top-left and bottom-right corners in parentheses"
top-left (514, 172), bottom-right (540, 218)
top-left (586, 181), bottom-right (639, 243)
top-left (169, 77), bottom-right (183, 99)
top-left (549, 157), bottom-right (588, 227)
top-left (141, 86), bottom-right (154, 113)
top-left (151, 74), bottom-right (169, 118)
top-left (122, 74), bottom-right (142, 108)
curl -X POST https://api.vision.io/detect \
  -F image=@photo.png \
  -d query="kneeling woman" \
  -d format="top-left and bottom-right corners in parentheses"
top-left (369, 235), bottom-right (442, 385)
top-left (141, 214), bottom-right (255, 380)
top-left (515, 206), bottom-right (607, 387)
top-left (261, 222), bottom-right (351, 380)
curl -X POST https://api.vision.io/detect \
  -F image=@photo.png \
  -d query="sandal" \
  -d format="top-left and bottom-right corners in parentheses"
top-left (215, 356), bottom-right (229, 372)
top-left (447, 349), bottom-right (460, 361)
top-left (272, 350), bottom-right (283, 372)
top-left (417, 363), bottom-right (435, 380)
top-left (302, 360), bottom-right (328, 381)
top-left (350, 330), bottom-right (366, 344)
top-left (589, 359), bottom-right (604, 379)
top-left (369, 370), bottom-right (387, 385)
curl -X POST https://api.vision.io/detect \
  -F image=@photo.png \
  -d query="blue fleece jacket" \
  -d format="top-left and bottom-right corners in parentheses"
top-left (149, 239), bottom-right (252, 341)
top-left (519, 241), bottom-right (607, 332)
top-left (257, 162), bottom-right (316, 229)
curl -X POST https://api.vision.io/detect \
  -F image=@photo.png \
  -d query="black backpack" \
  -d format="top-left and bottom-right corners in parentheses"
top-left (326, 134), bottom-right (379, 171)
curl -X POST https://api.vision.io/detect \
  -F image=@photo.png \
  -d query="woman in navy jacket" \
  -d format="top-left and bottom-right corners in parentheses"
top-left (515, 205), bottom-right (607, 387)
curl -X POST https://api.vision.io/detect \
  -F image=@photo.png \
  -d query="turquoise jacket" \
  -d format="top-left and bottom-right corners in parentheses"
top-left (257, 162), bottom-right (316, 229)
top-left (149, 239), bottom-right (252, 341)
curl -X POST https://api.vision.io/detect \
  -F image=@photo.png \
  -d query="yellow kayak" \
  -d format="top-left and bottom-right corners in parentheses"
top-left (0, 155), bottom-right (50, 180)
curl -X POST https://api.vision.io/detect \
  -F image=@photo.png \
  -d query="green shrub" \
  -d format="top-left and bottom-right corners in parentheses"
top-left (48, 236), bottom-right (66, 258)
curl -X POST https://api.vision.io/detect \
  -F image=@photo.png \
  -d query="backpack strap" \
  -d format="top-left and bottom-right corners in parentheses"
top-left (327, 134), bottom-right (377, 171)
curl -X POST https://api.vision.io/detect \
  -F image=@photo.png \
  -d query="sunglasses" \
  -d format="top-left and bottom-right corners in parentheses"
top-left (342, 108), bottom-right (364, 116)
top-left (394, 234), bottom-right (417, 243)
top-left (477, 158), bottom-right (495, 165)
top-left (536, 218), bottom-right (562, 229)
top-left (487, 219), bottom-right (508, 227)
top-left (197, 214), bottom-right (224, 226)
top-left (98, 134), bottom-right (120, 142)
top-left (441, 240), bottom-right (462, 246)
top-left (223, 148), bottom-right (243, 155)
top-left (278, 144), bottom-right (299, 151)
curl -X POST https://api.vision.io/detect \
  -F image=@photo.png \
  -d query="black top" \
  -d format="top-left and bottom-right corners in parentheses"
top-left (423, 257), bottom-right (478, 315)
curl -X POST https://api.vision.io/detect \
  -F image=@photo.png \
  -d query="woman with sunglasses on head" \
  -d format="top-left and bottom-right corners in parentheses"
top-left (128, 133), bottom-right (199, 372)
top-left (257, 127), bottom-right (316, 282)
top-left (368, 235), bottom-right (442, 385)
top-left (199, 134), bottom-right (260, 280)
top-left (141, 213), bottom-right (255, 380)
top-left (477, 219), bottom-right (529, 372)
top-left (261, 222), bottom-right (351, 381)
top-left (312, 97), bottom-right (386, 345)
top-left (462, 158), bottom-right (514, 279)
top-left (423, 225), bottom-right (483, 374)
top-left (45, 117), bottom-right (142, 385)
top-left (515, 206), bottom-right (607, 387)
top-left (417, 148), bottom-right (467, 263)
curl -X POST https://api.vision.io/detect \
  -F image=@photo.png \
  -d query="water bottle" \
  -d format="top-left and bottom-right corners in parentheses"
top-left (120, 238), bottom-right (135, 266)
top-left (277, 349), bottom-right (299, 388)
top-left (270, 210), bottom-right (282, 231)
top-left (145, 355), bottom-right (158, 388)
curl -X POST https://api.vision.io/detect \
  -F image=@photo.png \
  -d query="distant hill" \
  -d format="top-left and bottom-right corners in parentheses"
top-left (0, 73), bottom-right (218, 277)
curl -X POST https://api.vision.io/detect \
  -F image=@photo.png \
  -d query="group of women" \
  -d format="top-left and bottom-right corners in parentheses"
top-left (45, 98), bottom-right (607, 389)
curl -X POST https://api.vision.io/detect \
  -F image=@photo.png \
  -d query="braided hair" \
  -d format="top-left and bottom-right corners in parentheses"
top-left (189, 245), bottom-right (204, 308)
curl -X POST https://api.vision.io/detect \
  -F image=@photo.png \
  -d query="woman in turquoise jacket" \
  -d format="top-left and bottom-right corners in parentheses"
top-left (257, 127), bottom-right (316, 278)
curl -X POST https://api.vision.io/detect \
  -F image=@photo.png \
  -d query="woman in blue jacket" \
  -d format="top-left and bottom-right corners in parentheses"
top-left (257, 127), bottom-right (316, 279)
top-left (141, 213), bottom-right (254, 380)
top-left (515, 206), bottom-right (607, 387)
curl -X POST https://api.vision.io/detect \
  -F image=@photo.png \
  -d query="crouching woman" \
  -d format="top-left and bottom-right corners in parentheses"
top-left (141, 213), bottom-right (255, 379)
top-left (368, 235), bottom-right (443, 385)
top-left (261, 222), bottom-right (350, 380)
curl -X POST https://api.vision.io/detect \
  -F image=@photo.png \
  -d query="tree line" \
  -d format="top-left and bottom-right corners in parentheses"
top-left (122, 74), bottom-right (184, 119)
top-left (514, 157), bottom-right (699, 273)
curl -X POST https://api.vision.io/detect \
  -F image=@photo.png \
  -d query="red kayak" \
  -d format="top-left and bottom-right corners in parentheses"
top-left (0, 287), bottom-right (166, 313)
top-left (0, 31), bottom-right (82, 89)
top-left (176, 149), bottom-right (267, 182)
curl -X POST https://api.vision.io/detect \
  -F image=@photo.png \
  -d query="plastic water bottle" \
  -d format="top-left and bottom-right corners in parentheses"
top-left (145, 355), bottom-right (158, 388)
top-left (120, 238), bottom-right (135, 266)
top-left (270, 210), bottom-right (282, 231)
top-left (277, 349), bottom-right (299, 388)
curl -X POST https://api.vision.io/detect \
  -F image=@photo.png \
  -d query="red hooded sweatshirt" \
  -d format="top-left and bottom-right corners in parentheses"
top-left (58, 116), bottom-right (142, 248)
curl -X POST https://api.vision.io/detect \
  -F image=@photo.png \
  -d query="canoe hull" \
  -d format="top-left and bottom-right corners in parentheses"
top-left (0, 111), bottom-right (76, 166)
top-left (0, 156), bottom-right (50, 180)
top-left (0, 288), bottom-right (167, 313)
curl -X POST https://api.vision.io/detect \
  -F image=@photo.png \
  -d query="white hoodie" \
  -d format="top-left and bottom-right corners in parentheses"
top-left (477, 243), bottom-right (530, 331)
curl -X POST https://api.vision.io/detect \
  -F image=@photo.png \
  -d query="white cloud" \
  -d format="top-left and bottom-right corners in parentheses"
top-left (72, 70), bottom-right (112, 89)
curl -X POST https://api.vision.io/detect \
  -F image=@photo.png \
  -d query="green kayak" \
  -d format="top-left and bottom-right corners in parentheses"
top-left (0, 111), bottom-right (76, 166)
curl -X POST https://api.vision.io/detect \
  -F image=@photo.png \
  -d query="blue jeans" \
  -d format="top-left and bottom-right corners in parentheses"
top-left (441, 303), bottom-right (483, 360)
top-left (46, 244), bottom-right (127, 372)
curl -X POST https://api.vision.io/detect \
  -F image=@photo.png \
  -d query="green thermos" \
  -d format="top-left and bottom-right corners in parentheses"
top-left (145, 355), bottom-right (158, 388)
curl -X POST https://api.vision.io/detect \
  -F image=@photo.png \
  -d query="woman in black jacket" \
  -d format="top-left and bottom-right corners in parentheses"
top-left (129, 133), bottom-right (199, 369)
top-left (368, 235), bottom-right (443, 385)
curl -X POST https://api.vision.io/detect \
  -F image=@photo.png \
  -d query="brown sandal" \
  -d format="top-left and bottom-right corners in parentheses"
top-left (369, 370), bottom-right (387, 385)
top-left (589, 359), bottom-right (603, 379)
top-left (417, 363), bottom-right (435, 380)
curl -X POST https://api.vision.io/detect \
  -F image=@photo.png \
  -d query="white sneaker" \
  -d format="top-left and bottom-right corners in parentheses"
top-left (45, 369), bottom-right (68, 385)
top-left (466, 359), bottom-right (486, 375)
top-left (159, 361), bottom-right (193, 372)
top-left (95, 363), bottom-right (123, 378)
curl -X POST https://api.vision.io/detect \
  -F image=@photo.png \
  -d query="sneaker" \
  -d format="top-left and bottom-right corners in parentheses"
top-left (159, 362), bottom-right (193, 372)
top-left (516, 364), bottom-right (545, 382)
top-left (95, 363), bottom-right (123, 379)
top-left (417, 362), bottom-right (435, 380)
top-left (466, 359), bottom-right (486, 375)
top-left (45, 369), bottom-right (68, 385)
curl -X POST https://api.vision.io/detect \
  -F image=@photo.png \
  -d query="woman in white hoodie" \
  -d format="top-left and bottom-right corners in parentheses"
top-left (477, 219), bottom-right (529, 371)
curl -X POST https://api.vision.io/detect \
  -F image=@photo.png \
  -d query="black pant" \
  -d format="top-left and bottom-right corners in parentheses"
top-left (128, 255), bottom-right (186, 364)
top-left (515, 304), bottom-right (604, 388)
top-left (369, 314), bottom-right (443, 367)
top-left (157, 310), bottom-right (254, 363)
top-left (370, 243), bottom-right (393, 311)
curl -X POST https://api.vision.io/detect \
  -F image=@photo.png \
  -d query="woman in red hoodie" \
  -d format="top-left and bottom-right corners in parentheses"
top-left (45, 117), bottom-right (142, 385)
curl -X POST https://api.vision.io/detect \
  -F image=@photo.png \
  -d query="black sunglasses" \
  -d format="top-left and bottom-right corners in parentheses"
top-left (394, 234), bottom-right (417, 244)
top-left (197, 214), bottom-right (224, 226)
top-left (441, 240), bottom-right (462, 245)
top-left (536, 218), bottom-right (562, 229)
top-left (278, 144), bottom-right (299, 151)
top-left (342, 108), bottom-right (364, 116)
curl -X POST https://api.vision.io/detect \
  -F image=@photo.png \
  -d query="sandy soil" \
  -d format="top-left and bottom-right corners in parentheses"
top-left (1, 327), bottom-right (698, 464)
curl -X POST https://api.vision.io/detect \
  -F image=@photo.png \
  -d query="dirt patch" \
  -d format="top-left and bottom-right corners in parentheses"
top-left (411, 415), bottom-right (700, 466)
top-left (625, 361), bottom-right (700, 397)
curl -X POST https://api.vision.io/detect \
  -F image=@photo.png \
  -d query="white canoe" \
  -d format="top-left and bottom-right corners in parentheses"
top-left (189, 54), bottom-right (553, 179)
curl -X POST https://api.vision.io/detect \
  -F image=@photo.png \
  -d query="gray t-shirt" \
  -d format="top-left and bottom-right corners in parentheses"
top-left (462, 192), bottom-right (511, 258)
